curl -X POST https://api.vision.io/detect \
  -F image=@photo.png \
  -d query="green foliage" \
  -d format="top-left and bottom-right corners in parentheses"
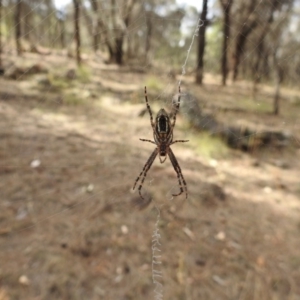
top-left (205, 20), bottom-right (223, 73)
top-left (144, 76), bottom-right (163, 92)
top-left (290, 256), bottom-right (300, 270)
top-left (63, 93), bottom-right (85, 105)
top-left (191, 132), bottom-right (228, 158)
top-left (242, 97), bottom-right (271, 113)
top-left (77, 65), bottom-right (91, 83)
top-left (47, 73), bottom-right (69, 91)
top-left (291, 95), bottom-right (300, 106)
top-left (1, 22), bottom-right (9, 37)
top-left (42, 65), bottom-right (91, 92)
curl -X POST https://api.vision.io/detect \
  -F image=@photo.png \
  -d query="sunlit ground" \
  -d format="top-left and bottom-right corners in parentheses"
top-left (0, 51), bottom-right (300, 299)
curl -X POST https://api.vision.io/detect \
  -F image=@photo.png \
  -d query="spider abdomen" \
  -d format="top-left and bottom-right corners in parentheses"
top-left (156, 109), bottom-right (171, 135)
top-left (158, 116), bottom-right (168, 132)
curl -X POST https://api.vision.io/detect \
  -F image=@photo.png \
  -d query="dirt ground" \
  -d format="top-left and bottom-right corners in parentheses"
top-left (0, 52), bottom-right (300, 300)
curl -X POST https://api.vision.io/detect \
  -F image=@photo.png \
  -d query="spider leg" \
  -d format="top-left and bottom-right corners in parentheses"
top-left (171, 85), bottom-right (181, 128)
top-left (159, 155), bottom-right (167, 163)
top-left (144, 86), bottom-right (155, 129)
top-left (171, 140), bottom-right (189, 145)
top-left (168, 147), bottom-right (188, 199)
top-left (133, 148), bottom-right (158, 199)
top-left (140, 138), bottom-right (156, 144)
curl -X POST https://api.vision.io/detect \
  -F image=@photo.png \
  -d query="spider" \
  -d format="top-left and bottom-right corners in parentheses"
top-left (133, 86), bottom-right (188, 200)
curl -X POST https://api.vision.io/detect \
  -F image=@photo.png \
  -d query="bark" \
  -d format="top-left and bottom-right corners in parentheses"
top-left (73, 0), bottom-right (81, 66)
top-left (232, 21), bottom-right (258, 81)
top-left (95, 1), bottom-right (114, 60)
top-left (81, 3), bottom-right (93, 37)
top-left (273, 52), bottom-right (283, 115)
top-left (273, 72), bottom-right (280, 115)
top-left (82, 2), bottom-right (102, 52)
top-left (24, 6), bottom-right (35, 47)
top-left (252, 37), bottom-right (264, 86)
top-left (196, 0), bottom-right (208, 84)
top-left (219, 0), bottom-right (233, 86)
top-left (15, 0), bottom-right (22, 56)
top-left (252, 2), bottom-right (280, 94)
top-left (232, 2), bottom-right (259, 81)
top-left (111, 0), bottom-right (136, 65)
top-left (110, 0), bottom-right (118, 62)
top-left (111, 0), bottom-right (124, 65)
top-left (95, 0), bottom-right (136, 64)
top-left (90, 0), bottom-right (101, 52)
top-left (115, 36), bottom-right (123, 65)
top-left (58, 18), bottom-right (65, 49)
top-left (93, 22), bottom-right (100, 52)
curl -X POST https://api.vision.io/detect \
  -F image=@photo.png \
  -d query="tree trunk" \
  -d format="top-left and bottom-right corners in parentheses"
top-left (93, 20), bottom-right (101, 52)
top-left (220, 0), bottom-right (233, 86)
top-left (73, 0), bottom-right (81, 66)
top-left (232, 20), bottom-right (257, 81)
top-left (232, 1), bottom-right (260, 81)
top-left (111, 0), bottom-right (125, 65)
top-left (15, 0), bottom-right (22, 56)
top-left (81, 4), bottom-right (93, 36)
top-left (273, 52), bottom-right (283, 115)
top-left (24, 6), bottom-right (32, 45)
top-left (251, 36), bottom-right (264, 99)
top-left (115, 36), bottom-right (123, 65)
top-left (252, 37), bottom-right (264, 86)
top-left (108, 45), bottom-right (115, 62)
top-left (273, 73), bottom-right (280, 115)
top-left (196, 0), bottom-right (208, 84)
top-left (58, 18), bottom-right (65, 49)
top-left (252, 4), bottom-right (278, 96)
top-left (122, 0), bottom-right (134, 62)
top-left (94, 1), bottom-right (114, 61)
top-left (96, 0), bottom-right (136, 64)
top-left (90, 0), bottom-right (101, 53)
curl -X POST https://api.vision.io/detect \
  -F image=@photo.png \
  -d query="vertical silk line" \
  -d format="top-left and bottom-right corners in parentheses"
top-left (152, 206), bottom-right (163, 300)
top-left (178, 18), bottom-right (203, 87)
top-left (151, 19), bottom-right (203, 299)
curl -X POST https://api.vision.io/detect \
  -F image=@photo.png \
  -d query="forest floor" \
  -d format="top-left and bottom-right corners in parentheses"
top-left (1, 51), bottom-right (300, 300)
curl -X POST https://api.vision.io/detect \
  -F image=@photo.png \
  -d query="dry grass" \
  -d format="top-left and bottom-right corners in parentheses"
top-left (0, 52), bottom-right (300, 299)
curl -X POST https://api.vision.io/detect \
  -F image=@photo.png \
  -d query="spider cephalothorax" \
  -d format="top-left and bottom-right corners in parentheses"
top-left (133, 86), bottom-right (188, 200)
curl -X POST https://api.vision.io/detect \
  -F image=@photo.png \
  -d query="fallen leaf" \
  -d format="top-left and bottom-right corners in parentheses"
top-left (215, 231), bottom-right (226, 241)
top-left (183, 227), bottom-right (195, 241)
top-left (212, 275), bottom-right (226, 286)
top-left (19, 275), bottom-right (30, 286)
top-left (30, 159), bottom-right (41, 168)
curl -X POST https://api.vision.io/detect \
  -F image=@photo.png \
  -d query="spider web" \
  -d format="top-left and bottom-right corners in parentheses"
top-left (1, 0), bottom-right (300, 299)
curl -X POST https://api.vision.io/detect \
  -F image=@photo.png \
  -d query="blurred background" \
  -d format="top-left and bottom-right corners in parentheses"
top-left (0, 0), bottom-right (300, 299)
